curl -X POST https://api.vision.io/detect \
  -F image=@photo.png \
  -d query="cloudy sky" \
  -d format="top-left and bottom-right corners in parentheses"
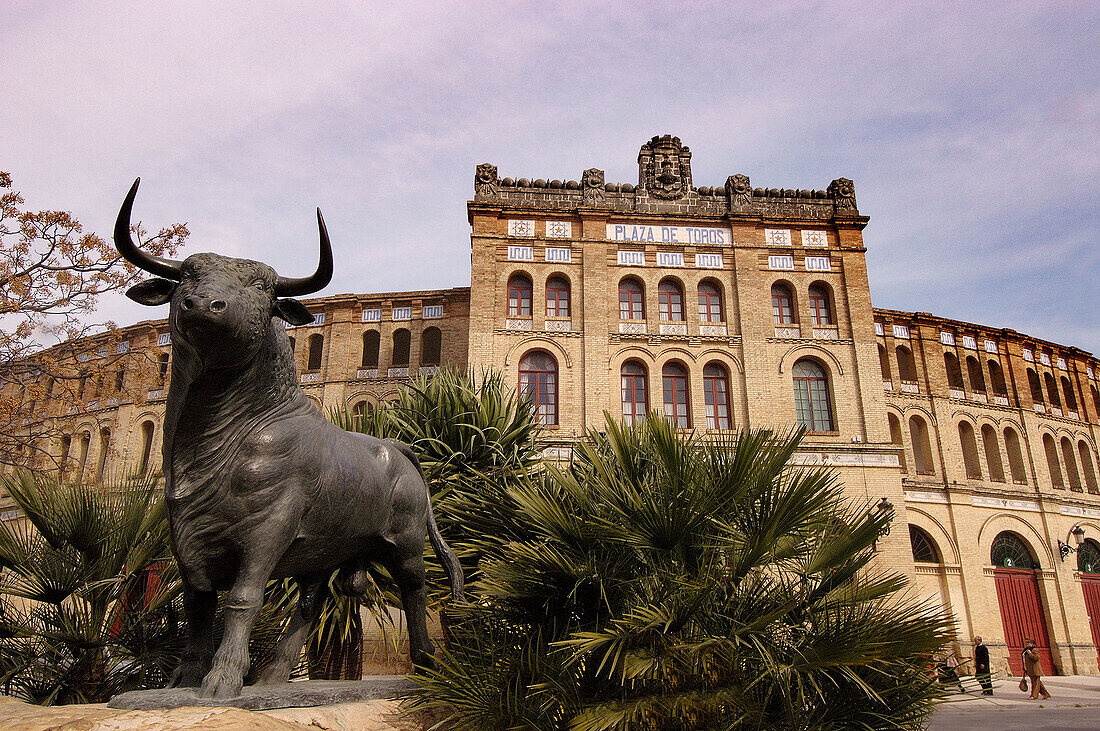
top-left (3, 2), bottom-right (1097, 352)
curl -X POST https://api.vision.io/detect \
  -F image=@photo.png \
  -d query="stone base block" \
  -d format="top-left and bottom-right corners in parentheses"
top-left (108, 676), bottom-right (415, 711)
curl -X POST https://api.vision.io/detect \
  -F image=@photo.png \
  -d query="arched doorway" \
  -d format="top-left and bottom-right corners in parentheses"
top-left (991, 532), bottom-right (1053, 675)
top-left (1079, 539), bottom-right (1100, 666)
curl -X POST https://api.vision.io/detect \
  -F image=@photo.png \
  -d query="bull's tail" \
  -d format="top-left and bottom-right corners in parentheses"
top-left (392, 442), bottom-right (465, 602)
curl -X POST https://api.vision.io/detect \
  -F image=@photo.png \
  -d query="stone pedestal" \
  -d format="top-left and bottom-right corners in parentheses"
top-left (108, 676), bottom-right (415, 711)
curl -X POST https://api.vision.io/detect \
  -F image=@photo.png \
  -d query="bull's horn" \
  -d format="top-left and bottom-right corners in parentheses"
top-left (114, 178), bottom-right (183, 280)
top-left (274, 209), bottom-right (333, 297)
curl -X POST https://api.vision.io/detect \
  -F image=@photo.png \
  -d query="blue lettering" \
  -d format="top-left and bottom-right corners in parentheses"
top-left (716, 230), bottom-right (725, 244)
top-left (646, 228), bottom-right (655, 242)
top-left (661, 227), bottom-right (671, 242)
top-left (614, 225), bottom-right (625, 239)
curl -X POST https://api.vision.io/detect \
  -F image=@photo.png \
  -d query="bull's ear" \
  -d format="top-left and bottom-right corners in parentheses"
top-left (273, 298), bottom-right (314, 326)
top-left (126, 278), bottom-right (176, 306)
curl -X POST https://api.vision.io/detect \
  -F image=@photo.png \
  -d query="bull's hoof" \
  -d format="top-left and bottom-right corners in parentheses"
top-left (199, 666), bottom-right (245, 699)
top-left (166, 661), bottom-right (208, 689)
top-left (253, 662), bottom-right (292, 685)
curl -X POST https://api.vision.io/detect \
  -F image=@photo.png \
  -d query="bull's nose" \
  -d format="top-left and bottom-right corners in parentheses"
top-left (209, 300), bottom-right (227, 313)
top-left (181, 296), bottom-right (197, 311)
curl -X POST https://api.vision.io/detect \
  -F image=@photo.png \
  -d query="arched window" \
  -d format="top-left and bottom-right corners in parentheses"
top-left (158, 353), bottom-right (170, 381)
top-left (909, 525), bottom-right (940, 564)
top-left (96, 428), bottom-right (110, 479)
top-left (1044, 372), bottom-right (1061, 408)
top-left (888, 413), bottom-right (906, 473)
top-left (1061, 376), bottom-right (1078, 412)
top-left (981, 424), bottom-right (1005, 482)
top-left (909, 415), bottom-right (935, 475)
top-left (958, 422), bottom-right (982, 479)
top-left (1078, 441), bottom-right (1098, 494)
top-left (288, 336), bottom-right (296, 353)
top-left (307, 334), bottom-right (324, 371)
top-left (771, 283), bottom-right (795, 324)
top-left (697, 281), bottom-right (723, 323)
top-left (896, 346), bottom-right (917, 383)
top-left (421, 327), bottom-right (442, 366)
top-left (76, 431), bottom-right (91, 482)
top-left (392, 329), bottom-right (411, 366)
top-left (792, 359), bottom-right (834, 432)
top-left (114, 367), bottom-right (125, 392)
top-left (988, 360), bottom-right (1008, 397)
top-left (1028, 369), bottom-right (1044, 404)
top-left (808, 284), bottom-right (833, 326)
top-left (1061, 437), bottom-right (1082, 490)
top-left (519, 351), bottom-right (558, 426)
top-left (991, 532), bottom-right (1036, 569)
top-left (621, 361), bottom-right (648, 425)
top-left (703, 363), bottom-right (732, 430)
top-left (1092, 385), bottom-right (1100, 421)
top-left (662, 362), bottom-right (690, 428)
top-left (966, 356), bottom-right (985, 393)
top-left (1005, 427), bottom-right (1028, 484)
top-left (508, 273), bottom-right (532, 317)
top-left (546, 276), bottom-right (570, 318)
top-left (658, 279), bottom-right (685, 322)
top-left (59, 435), bottom-right (72, 479)
top-left (944, 353), bottom-right (964, 390)
top-left (1043, 434), bottom-right (1063, 488)
top-left (139, 421), bottom-right (155, 477)
top-left (879, 345), bottom-right (892, 382)
top-left (362, 331), bottom-right (380, 368)
top-left (352, 400), bottom-right (369, 429)
top-left (619, 279), bottom-right (644, 320)
top-left (1079, 539), bottom-right (1100, 574)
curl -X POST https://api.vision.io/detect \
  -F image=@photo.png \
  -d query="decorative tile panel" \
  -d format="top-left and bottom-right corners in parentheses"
top-left (420, 366), bottom-right (440, 376)
top-left (388, 367), bottom-right (410, 378)
top-left (699, 325), bottom-right (727, 336)
top-left (892, 324), bottom-right (910, 339)
top-left (1033, 403), bottom-right (1045, 413)
top-left (883, 380), bottom-right (893, 390)
top-left (940, 331), bottom-right (955, 346)
top-left (619, 322), bottom-right (647, 335)
top-left (1040, 352), bottom-right (1051, 366)
top-left (545, 247), bottom-right (572, 263)
top-left (657, 251), bottom-right (685, 267)
top-left (508, 220), bottom-right (535, 236)
top-left (805, 256), bottom-right (831, 272)
top-left (392, 307), bottom-right (412, 321)
top-left (117, 341), bottom-right (130, 354)
top-left (874, 322), bottom-right (884, 336)
top-left (960, 335), bottom-right (976, 350)
top-left (300, 373), bottom-right (321, 384)
top-left (813, 328), bottom-right (838, 339)
top-left (659, 323), bottom-right (687, 336)
top-left (993, 395), bottom-right (1009, 406)
top-left (768, 255), bottom-right (794, 270)
top-left (1051, 406), bottom-right (1062, 417)
top-left (147, 390), bottom-right (164, 400)
top-left (357, 368), bottom-right (378, 379)
top-left (544, 319), bottom-right (572, 332)
top-left (984, 340), bottom-right (998, 353)
top-left (949, 388), bottom-right (965, 400)
top-left (765, 229), bottom-right (791, 246)
top-left (1057, 357), bottom-right (1067, 370)
top-left (774, 326), bottom-right (800, 339)
top-left (106, 398), bottom-right (119, 407)
top-left (423, 305), bottom-right (443, 319)
top-left (362, 308), bottom-right (382, 322)
top-left (506, 319), bottom-right (533, 330)
top-left (88, 400), bottom-right (99, 410)
top-left (900, 381), bottom-right (919, 393)
top-left (98, 346), bottom-right (108, 357)
top-left (507, 246), bottom-right (534, 261)
top-left (1022, 349), bottom-right (1034, 362)
top-left (607, 224), bottom-right (729, 244)
top-left (158, 333), bottom-right (171, 346)
top-left (971, 393), bottom-right (987, 403)
top-left (1088, 367), bottom-right (1094, 379)
top-left (545, 221), bottom-right (572, 238)
top-left (695, 253), bottom-right (723, 268)
top-left (801, 230), bottom-right (828, 247)
top-left (618, 250), bottom-right (646, 266)
top-left (1068, 410), bottom-right (1079, 420)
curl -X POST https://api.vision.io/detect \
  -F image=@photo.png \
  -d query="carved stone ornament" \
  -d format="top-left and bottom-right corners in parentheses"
top-left (638, 135), bottom-right (692, 200)
top-left (474, 163), bottom-right (498, 199)
top-left (828, 177), bottom-right (857, 211)
top-left (726, 174), bottom-right (752, 208)
top-left (582, 167), bottom-right (605, 205)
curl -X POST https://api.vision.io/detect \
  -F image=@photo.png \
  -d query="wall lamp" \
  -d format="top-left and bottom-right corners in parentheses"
top-left (875, 496), bottom-right (895, 536)
top-left (1058, 525), bottom-right (1086, 562)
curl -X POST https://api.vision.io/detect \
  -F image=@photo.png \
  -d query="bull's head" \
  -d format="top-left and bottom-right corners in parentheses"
top-left (116, 179), bottom-right (332, 366)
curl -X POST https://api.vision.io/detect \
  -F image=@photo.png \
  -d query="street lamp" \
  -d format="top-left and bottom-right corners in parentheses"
top-left (1058, 524), bottom-right (1086, 562)
top-left (875, 496), bottom-right (895, 536)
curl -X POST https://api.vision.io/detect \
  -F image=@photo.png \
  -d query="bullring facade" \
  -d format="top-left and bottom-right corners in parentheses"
top-left (3, 136), bottom-right (1099, 679)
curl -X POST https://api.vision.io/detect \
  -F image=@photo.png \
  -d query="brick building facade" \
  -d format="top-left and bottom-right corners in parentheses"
top-left (4, 136), bottom-right (1100, 677)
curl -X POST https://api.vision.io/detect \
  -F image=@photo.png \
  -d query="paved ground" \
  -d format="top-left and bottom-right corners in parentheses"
top-left (930, 675), bottom-right (1100, 730)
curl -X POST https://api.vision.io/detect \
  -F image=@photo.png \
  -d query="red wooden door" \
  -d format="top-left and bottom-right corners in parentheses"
top-left (994, 568), bottom-right (1054, 675)
top-left (1082, 574), bottom-right (1100, 666)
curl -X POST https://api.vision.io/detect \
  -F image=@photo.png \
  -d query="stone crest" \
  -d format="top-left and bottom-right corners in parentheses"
top-left (582, 167), bottom-right (605, 206)
top-left (638, 135), bottom-right (692, 200)
top-left (828, 177), bottom-right (857, 211)
top-left (726, 174), bottom-right (752, 209)
top-left (474, 163), bottom-right (498, 199)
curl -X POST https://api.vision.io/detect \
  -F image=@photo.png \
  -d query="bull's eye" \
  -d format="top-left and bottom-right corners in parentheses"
top-left (251, 280), bottom-right (266, 291)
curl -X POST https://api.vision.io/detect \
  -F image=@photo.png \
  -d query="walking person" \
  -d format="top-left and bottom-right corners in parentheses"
top-left (974, 636), bottom-right (993, 695)
top-left (1022, 638), bottom-right (1051, 700)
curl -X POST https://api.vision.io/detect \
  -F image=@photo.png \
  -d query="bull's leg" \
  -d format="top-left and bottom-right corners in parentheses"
top-left (255, 578), bottom-right (322, 685)
top-left (166, 582), bottom-right (217, 688)
top-left (199, 566), bottom-right (269, 699)
top-left (387, 552), bottom-right (435, 671)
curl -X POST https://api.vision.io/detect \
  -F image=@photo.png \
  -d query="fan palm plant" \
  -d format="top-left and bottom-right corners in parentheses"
top-left (412, 414), bottom-right (953, 730)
